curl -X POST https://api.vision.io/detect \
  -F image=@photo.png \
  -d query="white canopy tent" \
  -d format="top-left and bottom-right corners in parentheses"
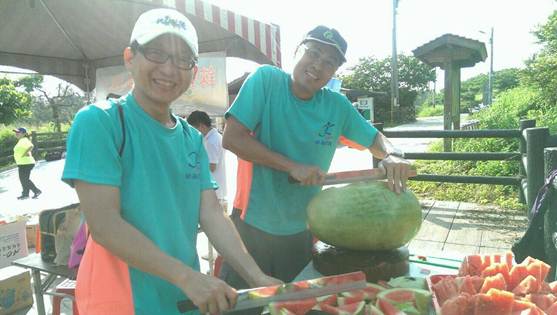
top-left (0, 0), bottom-right (282, 93)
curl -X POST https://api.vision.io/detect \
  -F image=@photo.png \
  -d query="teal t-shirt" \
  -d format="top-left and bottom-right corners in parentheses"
top-left (226, 65), bottom-right (378, 235)
top-left (62, 93), bottom-right (215, 315)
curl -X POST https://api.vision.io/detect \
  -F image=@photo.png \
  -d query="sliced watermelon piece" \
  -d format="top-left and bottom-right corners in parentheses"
top-left (439, 292), bottom-right (472, 315)
top-left (545, 301), bottom-right (557, 315)
top-left (459, 255), bottom-right (483, 276)
top-left (268, 298), bottom-right (317, 315)
top-left (526, 260), bottom-right (551, 283)
top-left (511, 298), bottom-right (537, 312)
top-left (505, 252), bottom-right (514, 269)
top-left (481, 262), bottom-right (511, 285)
top-left (365, 304), bottom-right (386, 315)
top-left (431, 276), bottom-right (459, 305)
top-left (526, 293), bottom-right (557, 312)
top-left (376, 298), bottom-right (406, 315)
top-left (455, 276), bottom-right (480, 295)
top-left (376, 288), bottom-right (431, 315)
top-left (513, 275), bottom-right (540, 296)
top-left (480, 273), bottom-right (507, 293)
top-left (481, 255), bottom-right (492, 273)
top-left (509, 264), bottom-right (530, 291)
top-left (549, 281), bottom-right (557, 294)
top-left (472, 289), bottom-right (514, 315)
top-left (321, 300), bottom-right (366, 315)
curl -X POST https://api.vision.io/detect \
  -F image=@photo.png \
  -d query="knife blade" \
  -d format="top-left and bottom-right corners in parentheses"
top-left (177, 271), bottom-right (367, 313)
top-left (289, 168), bottom-right (417, 185)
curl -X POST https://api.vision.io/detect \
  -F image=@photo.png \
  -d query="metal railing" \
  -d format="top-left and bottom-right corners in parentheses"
top-left (374, 119), bottom-right (552, 211)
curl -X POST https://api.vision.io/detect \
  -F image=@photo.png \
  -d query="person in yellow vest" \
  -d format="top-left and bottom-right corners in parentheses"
top-left (12, 127), bottom-right (41, 200)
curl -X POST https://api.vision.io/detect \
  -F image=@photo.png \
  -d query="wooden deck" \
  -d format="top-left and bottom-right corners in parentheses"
top-left (408, 200), bottom-right (529, 258)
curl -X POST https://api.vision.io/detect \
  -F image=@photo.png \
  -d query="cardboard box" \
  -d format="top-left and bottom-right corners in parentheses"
top-left (0, 221), bottom-right (28, 268)
top-left (0, 266), bottom-right (33, 315)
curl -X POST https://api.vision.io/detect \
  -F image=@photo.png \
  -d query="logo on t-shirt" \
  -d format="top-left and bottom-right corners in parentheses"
top-left (315, 122), bottom-right (335, 146)
top-left (185, 151), bottom-right (200, 179)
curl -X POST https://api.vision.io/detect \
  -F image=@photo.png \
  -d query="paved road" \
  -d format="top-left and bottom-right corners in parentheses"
top-left (0, 115), bottom-right (461, 218)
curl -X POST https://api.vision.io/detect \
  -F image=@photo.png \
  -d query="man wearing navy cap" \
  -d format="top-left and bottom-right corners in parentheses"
top-left (220, 25), bottom-right (412, 300)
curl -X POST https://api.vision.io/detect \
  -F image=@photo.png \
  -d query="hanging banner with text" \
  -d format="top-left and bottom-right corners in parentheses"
top-left (95, 51), bottom-right (228, 115)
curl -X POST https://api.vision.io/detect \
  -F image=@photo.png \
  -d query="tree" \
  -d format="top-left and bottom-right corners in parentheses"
top-left (0, 78), bottom-right (32, 125)
top-left (340, 54), bottom-right (435, 107)
top-left (523, 10), bottom-right (557, 105)
top-left (458, 68), bottom-right (521, 112)
top-left (34, 83), bottom-right (86, 132)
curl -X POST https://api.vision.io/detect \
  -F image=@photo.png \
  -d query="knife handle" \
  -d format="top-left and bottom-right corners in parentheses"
top-left (177, 300), bottom-right (196, 313)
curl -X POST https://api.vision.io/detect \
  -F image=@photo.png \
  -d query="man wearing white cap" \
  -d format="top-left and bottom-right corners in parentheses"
top-left (63, 8), bottom-right (279, 315)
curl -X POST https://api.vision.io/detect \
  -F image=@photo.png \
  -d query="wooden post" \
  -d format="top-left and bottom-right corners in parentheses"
top-left (519, 119), bottom-right (536, 204)
top-left (31, 131), bottom-right (38, 158)
top-left (526, 127), bottom-right (549, 215)
top-left (543, 147), bottom-right (557, 280)
top-left (373, 123), bottom-right (384, 169)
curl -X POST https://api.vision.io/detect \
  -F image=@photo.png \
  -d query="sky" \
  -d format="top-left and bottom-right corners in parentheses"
top-left (2, 0), bottom-right (556, 92)
top-left (214, 0), bottom-right (557, 83)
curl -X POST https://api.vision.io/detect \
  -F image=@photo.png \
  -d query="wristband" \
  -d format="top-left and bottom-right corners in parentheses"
top-left (384, 151), bottom-right (405, 159)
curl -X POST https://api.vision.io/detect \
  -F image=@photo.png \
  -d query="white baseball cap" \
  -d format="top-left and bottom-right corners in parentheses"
top-left (130, 8), bottom-right (199, 57)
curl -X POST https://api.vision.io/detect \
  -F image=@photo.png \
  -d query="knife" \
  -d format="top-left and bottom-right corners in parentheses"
top-left (176, 271), bottom-right (367, 313)
top-left (289, 168), bottom-right (418, 185)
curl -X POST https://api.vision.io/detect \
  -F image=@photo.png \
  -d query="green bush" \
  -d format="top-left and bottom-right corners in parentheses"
top-left (409, 86), bottom-right (546, 210)
top-left (417, 105), bottom-right (444, 117)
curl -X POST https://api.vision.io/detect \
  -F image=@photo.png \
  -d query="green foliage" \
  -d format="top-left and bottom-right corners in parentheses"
top-left (416, 105), bottom-right (443, 117)
top-left (340, 54), bottom-right (435, 107)
top-left (523, 10), bottom-right (557, 105)
top-left (410, 86), bottom-right (545, 210)
top-left (0, 78), bottom-right (32, 125)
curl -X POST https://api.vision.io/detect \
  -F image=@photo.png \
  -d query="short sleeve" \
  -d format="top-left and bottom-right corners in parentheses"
top-left (225, 66), bottom-right (270, 131)
top-left (339, 96), bottom-right (378, 148)
top-left (205, 136), bottom-right (222, 165)
top-left (62, 105), bottom-right (122, 187)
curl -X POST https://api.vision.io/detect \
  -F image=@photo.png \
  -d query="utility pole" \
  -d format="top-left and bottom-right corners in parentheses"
top-left (391, 0), bottom-right (400, 123)
top-left (487, 27), bottom-right (494, 105)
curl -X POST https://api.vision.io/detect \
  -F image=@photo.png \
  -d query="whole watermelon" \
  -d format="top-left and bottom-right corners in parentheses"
top-left (307, 181), bottom-right (421, 250)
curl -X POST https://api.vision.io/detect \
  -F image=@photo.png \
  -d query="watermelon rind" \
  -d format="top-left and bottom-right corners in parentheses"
top-left (387, 276), bottom-right (427, 290)
top-left (307, 181), bottom-right (422, 250)
top-left (376, 288), bottom-right (432, 315)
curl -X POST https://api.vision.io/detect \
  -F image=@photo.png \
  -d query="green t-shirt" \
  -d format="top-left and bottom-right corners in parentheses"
top-left (226, 65), bottom-right (378, 235)
top-left (62, 93), bottom-right (215, 315)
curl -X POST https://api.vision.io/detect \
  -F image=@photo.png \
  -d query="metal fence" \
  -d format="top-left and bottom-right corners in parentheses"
top-left (0, 131), bottom-right (67, 166)
top-left (374, 119), bottom-right (554, 211)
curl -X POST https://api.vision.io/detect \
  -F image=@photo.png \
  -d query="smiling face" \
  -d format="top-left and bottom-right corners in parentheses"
top-left (291, 40), bottom-right (342, 100)
top-left (124, 34), bottom-right (197, 110)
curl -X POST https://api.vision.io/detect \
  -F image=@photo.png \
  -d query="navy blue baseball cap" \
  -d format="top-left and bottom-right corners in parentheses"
top-left (302, 25), bottom-right (347, 63)
top-left (13, 127), bottom-right (27, 134)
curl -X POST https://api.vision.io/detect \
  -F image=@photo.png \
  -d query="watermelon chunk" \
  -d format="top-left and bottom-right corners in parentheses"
top-left (376, 298), bottom-right (406, 315)
top-left (365, 304), bottom-right (386, 315)
top-left (480, 273), bottom-right (507, 293)
top-left (513, 275), bottom-right (540, 296)
top-left (509, 264), bottom-right (530, 291)
top-left (376, 288), bottom-right (431, 315)
top-left (473, 289), bottom-right (514, 315)
top-left (432, 276), bottom-right (459, 305)
top-left (321, 301), bottom-right (366, 315)
top-left (439, 292), bottom-right (472, 315)
top-left (526, 293), bottom-right (557, 312)
top-left (268, 298), bottom-right (317, 315)
top-left (455, 276), bottom-right (481, 295)
top-left (459, 255), bottom-right (484, 276)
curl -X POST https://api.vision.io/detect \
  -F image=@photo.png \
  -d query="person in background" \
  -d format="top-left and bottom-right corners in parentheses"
top-left (187, 110), bottom-right (228, 210)
top-left (62, 8), bottom-right (279, 315)
top-left (220, 25), bottom-right (411, 313)
top-left (13, 127), bottom-right (41, 200)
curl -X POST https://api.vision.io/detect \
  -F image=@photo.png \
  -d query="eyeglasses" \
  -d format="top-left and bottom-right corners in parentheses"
top-left (299, 44), bottom-right (340, 71)
top-left (134, 44), bottom-right (197, 70)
